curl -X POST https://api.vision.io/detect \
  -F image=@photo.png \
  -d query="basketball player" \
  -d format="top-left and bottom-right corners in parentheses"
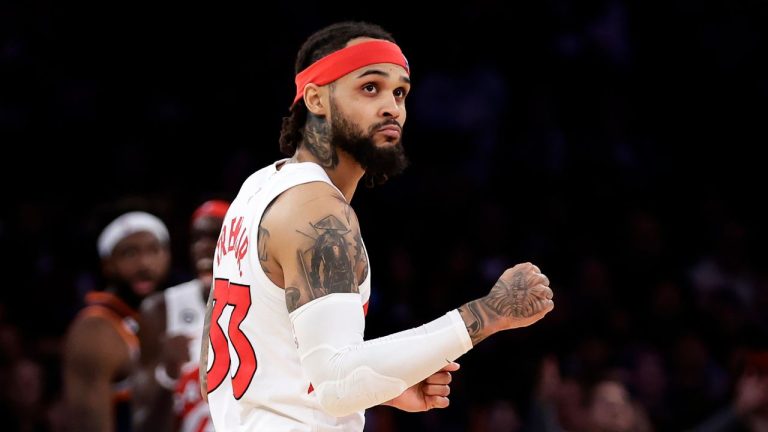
top-left (133, 200), bottom-right (229, 432)
top-left (200, 21), bottom-right (554, 431)
top-left (63, 211), bottom-right (171, 432)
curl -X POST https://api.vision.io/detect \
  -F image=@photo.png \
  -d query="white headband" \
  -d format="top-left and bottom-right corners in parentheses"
top-left (97, 211), bottom-right (170, 258)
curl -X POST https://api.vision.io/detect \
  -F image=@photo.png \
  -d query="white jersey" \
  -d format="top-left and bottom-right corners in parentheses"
top-left (163, 279), bottom-right (206, 373)
top-left (206, 160), bottom-right (371, 432)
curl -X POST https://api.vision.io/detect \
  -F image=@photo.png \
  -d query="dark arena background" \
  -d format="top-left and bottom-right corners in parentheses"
top-left (2, 0), bottom-right (767, 430)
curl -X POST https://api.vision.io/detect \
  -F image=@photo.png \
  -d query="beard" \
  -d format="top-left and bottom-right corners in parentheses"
top-left (330, 99), bottom-right (409, 185)
top-left (109, 278), bottom-right (151, 310)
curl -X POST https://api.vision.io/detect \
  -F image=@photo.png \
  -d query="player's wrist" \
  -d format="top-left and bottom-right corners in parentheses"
top-left (458, 299), bottom-right (501, 346)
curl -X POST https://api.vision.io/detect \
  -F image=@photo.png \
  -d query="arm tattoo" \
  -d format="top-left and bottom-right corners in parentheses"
top-left (464, 301), bottom-right (484, 339)
top-left (353, 230), bottom-right (368, 283)
top-left (285, 286), bottom-right (301, 311)
top-left (333, 195), bottom-right (368, 282)
top-left (288, 214), bottom-right (358, 312)
top-left (334, 195), bottom-right (352, 224)
top-left (257, 226), bottom-right (270, 262)
top-left (303, 114), bottom-right (337, 168)
top-left (458, 299), bottom-right (495, 346)
top-left (458, 270), bottom-right (537, 346)
top-left (258, 201), bottom-right (275, 274)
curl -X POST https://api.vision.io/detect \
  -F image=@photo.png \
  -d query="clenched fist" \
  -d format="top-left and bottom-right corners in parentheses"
top-left (458, 262), bottom-right (554, 346)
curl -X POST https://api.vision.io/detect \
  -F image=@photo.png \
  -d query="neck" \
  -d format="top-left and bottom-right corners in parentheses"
top-left (106, 284), bottom-right (143, 311)
top-left (292, 116), bottom-right (363, 202)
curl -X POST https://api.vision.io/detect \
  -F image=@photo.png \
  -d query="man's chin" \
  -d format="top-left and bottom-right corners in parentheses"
top-left (373, 136), bottom-right (402, 147)
top-left (199, 273), bottom-right (213, 288)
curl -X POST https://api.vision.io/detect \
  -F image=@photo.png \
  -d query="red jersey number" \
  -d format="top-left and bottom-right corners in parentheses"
top-left (206, 278), bottom-right (257, 399)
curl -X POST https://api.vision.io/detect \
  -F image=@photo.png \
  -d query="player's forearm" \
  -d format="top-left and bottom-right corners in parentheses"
top-left (67, 399), bottom-right (113, 432)
top-left (291, 293), bottom-right (472, 417)
top-left (457, 298), bottom-right (503, 346)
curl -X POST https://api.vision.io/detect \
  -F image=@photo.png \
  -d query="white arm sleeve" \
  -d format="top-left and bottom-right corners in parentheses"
top-left (289, 293), bottom-right (473, 417)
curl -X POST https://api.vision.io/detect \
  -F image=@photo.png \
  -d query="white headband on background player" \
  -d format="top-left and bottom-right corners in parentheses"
top-left (97, 211), bottom-right (170, 258)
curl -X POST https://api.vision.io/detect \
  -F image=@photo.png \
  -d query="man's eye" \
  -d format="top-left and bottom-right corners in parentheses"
top-left (363, 84), bottom-right (377, 93)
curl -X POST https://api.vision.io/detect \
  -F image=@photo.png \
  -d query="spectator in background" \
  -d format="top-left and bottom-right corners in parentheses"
top-left (529, 356), bottom-right (653, 432)
top-left (583, 377), bottom-right (653, 432)
top-left (133, 200), bottom-right (229, 432)
top-left (63, 211), bottom-right (171, 432)
top-left (691, 351), bottom-right (768, 432)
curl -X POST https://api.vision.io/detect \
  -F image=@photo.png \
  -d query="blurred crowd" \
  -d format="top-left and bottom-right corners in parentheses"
top-left (2, 0), bottom-right (767, 430)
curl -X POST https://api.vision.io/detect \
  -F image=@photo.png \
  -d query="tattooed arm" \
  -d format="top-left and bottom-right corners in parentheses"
top-left (257, 183), bottom-right (466, 416)
top-left (264, 182), bottom-right (363, 313)
top-left (458, 262), bottom-right (554, 346)
top-left (263, 184), bottom-right (554, 416)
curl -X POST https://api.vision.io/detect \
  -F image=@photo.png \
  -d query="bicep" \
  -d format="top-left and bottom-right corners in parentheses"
top-left (269, 187), bottom-right (366, 313)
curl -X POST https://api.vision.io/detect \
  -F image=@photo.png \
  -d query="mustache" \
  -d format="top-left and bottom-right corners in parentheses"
top-left (133, 271), bottom-right (155, 281)
top-left (369, 119), bottom-right (402, 133)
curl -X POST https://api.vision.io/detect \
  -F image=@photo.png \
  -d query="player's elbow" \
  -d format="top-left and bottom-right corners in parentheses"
top-left (314, 385), bottom-right (372, 418)
top-left (311, 367), bottom-right (408, 417)
top-left (316, 394), bottom-right (359, 418)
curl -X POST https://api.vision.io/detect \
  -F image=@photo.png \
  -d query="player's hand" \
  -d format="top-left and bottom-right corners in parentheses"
top-left (485, 262), bottom-right (554, 331)
top-left (161, 335), bottom-right (192, 379)
top-left (384, 362), bottom-right (460, 412)
top-left (458, 262), bottom-right (553, 346)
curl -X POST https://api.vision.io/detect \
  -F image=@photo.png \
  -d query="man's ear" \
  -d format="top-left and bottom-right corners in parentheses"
top-left (303, 84), bottom-right (327, 116)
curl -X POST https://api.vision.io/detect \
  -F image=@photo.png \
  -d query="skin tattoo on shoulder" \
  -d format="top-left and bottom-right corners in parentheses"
top-left (285, 286), bottom-right (301, 312)
top-left (257, 226), bottom-right (270, 270)
top-left (334, 196), bottom-right (368, 283)
top-left (257, 201), bottom-right (276, 275)
top-left (352, 230), bottom-right (368, 283)
top-left (304, 114), bottom-right (337, 168)
top-left (289, 215), bottom-right (358, 312)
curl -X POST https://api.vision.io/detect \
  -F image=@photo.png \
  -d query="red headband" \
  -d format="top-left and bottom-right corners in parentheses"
top-left (293, 40), bottom-right (409, 106)
top-left (191, 200), bottom-right (230, 225)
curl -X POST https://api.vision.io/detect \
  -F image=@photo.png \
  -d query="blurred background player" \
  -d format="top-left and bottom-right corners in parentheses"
top-left (133, 200), bottom-right (229, 432)
top-left (63, 211), bottom-right (171, 432)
